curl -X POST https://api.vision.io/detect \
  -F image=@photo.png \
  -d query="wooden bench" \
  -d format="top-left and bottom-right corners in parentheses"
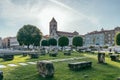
top-left (68, 61), bottom-right (92, 71)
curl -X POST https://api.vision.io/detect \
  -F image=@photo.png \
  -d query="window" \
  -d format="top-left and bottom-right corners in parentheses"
top-left (53, 24), bottom-right (56, 27)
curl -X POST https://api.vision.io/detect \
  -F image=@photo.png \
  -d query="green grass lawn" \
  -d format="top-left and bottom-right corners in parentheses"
top-left (0, 52), bottom-right (120, 80)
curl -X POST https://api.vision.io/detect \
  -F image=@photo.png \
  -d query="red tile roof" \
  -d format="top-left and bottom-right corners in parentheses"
top-left (57, 31), bottom-right (79, 37)
top-left (43, 35), bottom-right (49, 39)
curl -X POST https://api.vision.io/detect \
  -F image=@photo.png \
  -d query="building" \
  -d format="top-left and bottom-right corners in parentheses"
top-left (2, 37), bottom-right (10, 48)
top-left (9, 37), bottom-right (19, 49)
top-left (84, 27), bottom-right (120, 47)
top-left (2, 37), bottom-right (19, 49)
top-left (0, 37), bottom-right (2, 48)
top-left (84, 31), bottom-right (104, 47)
top-left (42, 35), bottom-right (49, 40)
top-left (49, 18), bottom-right (79, 45)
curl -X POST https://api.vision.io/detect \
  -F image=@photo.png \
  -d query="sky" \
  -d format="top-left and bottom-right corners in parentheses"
top-left (0, 0), bottom-right (120, 38)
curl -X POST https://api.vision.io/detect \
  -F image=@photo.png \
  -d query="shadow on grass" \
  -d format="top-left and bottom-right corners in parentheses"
top-left (2, 53), bottom-right (120, 80)
top-left (83, 53), bottom-right (120, 80)
top-left (24, 52), bottom-right (84, 62)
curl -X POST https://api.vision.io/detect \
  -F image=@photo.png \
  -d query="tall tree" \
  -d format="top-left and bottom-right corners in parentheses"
top-left (72, 36), bottom-right (83, 49)
top-left (115, 32), bottom-right (120, 46)
top-left (48, 38), bottom-right (57, 46)
top-left (17, 24), bottom-right (42, 49)
top-left (58, 36), bottom-right (69, 50)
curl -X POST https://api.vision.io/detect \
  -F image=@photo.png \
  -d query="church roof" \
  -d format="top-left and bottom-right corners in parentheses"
top-left (57, 31), bottom-right (79, 37)
top-left (43, 35), bottom-right (49, 39)
top-left (50, 17), bottom-right (57, 23)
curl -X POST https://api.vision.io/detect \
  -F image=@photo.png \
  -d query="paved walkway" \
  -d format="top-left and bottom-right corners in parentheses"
top-left (0, 57), bottom-right (86, 68)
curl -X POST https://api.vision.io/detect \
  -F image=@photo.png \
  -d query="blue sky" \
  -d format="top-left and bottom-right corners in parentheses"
top-left (0, 0), bottom-right (120, 38)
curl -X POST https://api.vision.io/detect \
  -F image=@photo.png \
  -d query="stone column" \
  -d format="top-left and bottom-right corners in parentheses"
top-left (117, 77), bottom-right (120, 80)
top-left (0, 71), bottom-right (3, 80)
top-left (98, 53), bottom-right (105, 63)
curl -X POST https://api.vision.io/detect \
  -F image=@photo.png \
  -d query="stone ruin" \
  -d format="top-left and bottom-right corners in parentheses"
top-left (40, 48), bottom-right (46, 55)
top-left (0, 71), bottom-right (3, 80)
top-left (110, 54), bottom-right (119, 61)
top-left (37, 61), bottom-right (54, 78)
top-left (49, 48), bottom-right (58, 57)
top-left (117, 77), bottom-right (120, 80)
top-left (64, 50), bottom-right (71, 56)
top-left (98, 53), bottom-right (105, 63)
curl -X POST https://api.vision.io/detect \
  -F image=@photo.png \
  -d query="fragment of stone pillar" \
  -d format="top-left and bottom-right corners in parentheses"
top-left (98, 53), bottom-right (105, 63)
top-left (49, 50), bottom-right (58, 57)
top-left (117, 77), bottom-right (120, 80)
top-left (0, 71), bottom-right (3, 80)
top-left (23, 53), bottom-right (27, 57)
top-left (41, 49), bottom-right (46, 55)
top-left (30, 53), bottom-right (39, 59)
top-left (110, 54), bottom-right (119, 61)
top-left (37, 61), bottom-right (54, 78)
top-left (3, 55), bottom-right (14, 61)
top-left (64, 50), bottom-right (71, 56)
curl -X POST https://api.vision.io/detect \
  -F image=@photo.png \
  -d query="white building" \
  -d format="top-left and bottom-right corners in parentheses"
top-left (9, 37), bottom-right (19, 48)
top-left (84, 27), bottom-right (120, 47)
top-left (84, 31), bottom-right (104, 47)
top-left (49, 18), bottom-right (79, 46)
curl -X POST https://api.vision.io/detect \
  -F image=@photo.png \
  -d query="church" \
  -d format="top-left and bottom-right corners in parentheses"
top-left (49, 18), bottom-right (79, 46)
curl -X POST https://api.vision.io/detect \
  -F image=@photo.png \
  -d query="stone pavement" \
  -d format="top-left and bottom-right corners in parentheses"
top-left (0, 57), bottom-right (86, 68)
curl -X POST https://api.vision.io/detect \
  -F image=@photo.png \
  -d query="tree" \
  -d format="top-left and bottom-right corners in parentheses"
top-left (58, 36), bottom-right (69, 50)
top-left (41, 40), bottom-right (49, 46)
top-left (17, 24), bottom-right (42, 49)
top-left (115, 32), bottom-right (120, 46)
top-left (48, 38), bottom-right (57, 46)
top-left (72, 36), bottom-right (83, 49)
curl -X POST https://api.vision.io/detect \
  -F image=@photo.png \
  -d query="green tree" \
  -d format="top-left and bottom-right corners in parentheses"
top-left (72, 36), bottom-right (83, 49)
top-left (17, 24), bottom-right (42, 49)
top-left (58, 36), bottom-right (69, 50)
top-left (115, 32), bottom-right (120, 45)
top-left (48, 38), bottom-right (57, 46)
top-left (41, 40), bottom-right (49, 46)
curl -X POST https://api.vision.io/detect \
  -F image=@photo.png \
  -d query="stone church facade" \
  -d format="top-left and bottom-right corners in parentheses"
top-left (49, 18), bottom-right (79, 46)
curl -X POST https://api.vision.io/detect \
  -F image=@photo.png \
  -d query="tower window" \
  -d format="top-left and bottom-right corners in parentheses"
top-left (53, 24), bottom-right (56, 27)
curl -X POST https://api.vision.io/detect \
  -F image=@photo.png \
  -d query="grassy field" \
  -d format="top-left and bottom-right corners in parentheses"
top-left (0, 51), bottom-right (120, 80)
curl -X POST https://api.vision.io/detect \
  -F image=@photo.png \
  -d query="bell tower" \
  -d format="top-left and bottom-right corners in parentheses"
top-left (49, 17), bottom-right (57, 37)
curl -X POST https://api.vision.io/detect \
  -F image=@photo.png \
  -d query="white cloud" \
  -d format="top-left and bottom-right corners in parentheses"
top-left (0, 0), bottom-right (100, 38)
top-left (48, 0), bottom-right (100, 26)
